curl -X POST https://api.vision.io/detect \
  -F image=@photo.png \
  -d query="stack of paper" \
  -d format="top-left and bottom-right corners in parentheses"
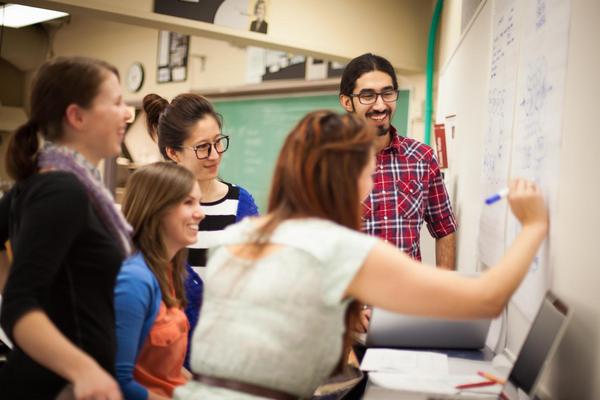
top-left (368, 372), bottom-right (501, 396)
top-left (360, 349), bottom-right (502, 397)
top-left (360, 349), bottom-right (450, 374)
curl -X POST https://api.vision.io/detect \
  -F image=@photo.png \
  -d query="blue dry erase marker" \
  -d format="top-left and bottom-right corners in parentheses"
top-left (485, 187), bottom-right (509, 205)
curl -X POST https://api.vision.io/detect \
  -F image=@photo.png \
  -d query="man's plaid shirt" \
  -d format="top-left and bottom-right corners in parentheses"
top-left (362, 127), bottom-right (457, 261)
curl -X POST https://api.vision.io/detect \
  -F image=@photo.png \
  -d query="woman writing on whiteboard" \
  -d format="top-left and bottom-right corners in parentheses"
top-left (143, 93), bottom-right (259, 365)
top-left (174, 110), bottom-right (548, 400)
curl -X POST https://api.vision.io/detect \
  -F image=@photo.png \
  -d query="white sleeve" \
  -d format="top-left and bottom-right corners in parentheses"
top-left (319, 224), bottom-right (378, 305)
top-left (268, 218), bottom-right (379, 305)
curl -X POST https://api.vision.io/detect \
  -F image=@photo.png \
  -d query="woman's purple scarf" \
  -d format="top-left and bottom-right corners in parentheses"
top-left (38, 143), bottom-right (132, 257)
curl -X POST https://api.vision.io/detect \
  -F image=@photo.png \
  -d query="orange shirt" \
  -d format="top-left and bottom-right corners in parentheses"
top-left (133, 302), bottom-right (189, 397)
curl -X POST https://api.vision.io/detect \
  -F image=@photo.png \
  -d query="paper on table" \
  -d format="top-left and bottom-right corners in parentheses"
top-left (369, 372), bottom-right (503, 396)
top-left (360, 349), bottom-right (448, 374)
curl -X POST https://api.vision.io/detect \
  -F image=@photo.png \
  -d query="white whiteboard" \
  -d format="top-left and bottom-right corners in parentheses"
top-left (479, 0), bottom-right (519, 268)
top-left (478, 0), bottom-right (571, 319)
top-left (436, 0), bottom-right (600, 397)
top-left (437, 0), bottom-right (571, 320)
top-left (505, 0), bottom-right (571, 318)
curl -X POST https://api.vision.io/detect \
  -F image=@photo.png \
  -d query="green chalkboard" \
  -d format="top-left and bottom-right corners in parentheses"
top-left (214, 91), bottom-right (409, 211)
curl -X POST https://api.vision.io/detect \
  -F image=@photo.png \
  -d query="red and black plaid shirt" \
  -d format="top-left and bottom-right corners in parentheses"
top-left (362, 127), bottom-right (457, 261)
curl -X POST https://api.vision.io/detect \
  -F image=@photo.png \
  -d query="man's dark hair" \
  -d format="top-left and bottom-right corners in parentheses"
top-left (339, 53), bottom-right (398, 96)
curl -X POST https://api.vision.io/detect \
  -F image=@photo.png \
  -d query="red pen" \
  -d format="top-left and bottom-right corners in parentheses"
top-left (455, 380), bottom-right (499, 390)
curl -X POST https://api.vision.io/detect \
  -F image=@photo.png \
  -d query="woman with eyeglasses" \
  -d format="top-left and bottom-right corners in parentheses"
top-left (143, 93), bottom-right (259, 367)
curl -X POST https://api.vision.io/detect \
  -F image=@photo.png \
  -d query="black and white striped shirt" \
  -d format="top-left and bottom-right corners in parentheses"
top-left (187, 182), bottom-right (258, 278)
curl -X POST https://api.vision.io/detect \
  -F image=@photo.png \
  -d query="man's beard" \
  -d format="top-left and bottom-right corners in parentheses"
top-left (366, 110), bottom-right (391, 136)
top-left (376, 124), bottom-right (389, 136)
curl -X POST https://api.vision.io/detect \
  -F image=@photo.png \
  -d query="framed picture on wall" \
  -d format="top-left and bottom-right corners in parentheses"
top-left (154, 0), bottom-right (269, 33)
top-left (157, 30), bottom-right (189, 83)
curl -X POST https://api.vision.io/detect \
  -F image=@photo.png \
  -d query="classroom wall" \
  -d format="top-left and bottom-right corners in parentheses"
top-left (542, 0), bottom-right (600, 396)
top-left (0, 3), bottom-right (434, 189)
top-left (0, 60), bottom-right (25, 107)
top-left (401, 73), bottom-right (428, 144)
top-left (44, 14), bottom-right (431, 142)
top-left (436, 0), bottom-right (600, 398)
top-left (52, 15), bottom-right (193, 104)
top-left (18, 0), bottom-right (433, 73)
top-left (436, 0), bottom-right (463, 72)
top-left (267, 0), bottom-right (430, 72)
top-left (436, 2), bottom-right (490, 275)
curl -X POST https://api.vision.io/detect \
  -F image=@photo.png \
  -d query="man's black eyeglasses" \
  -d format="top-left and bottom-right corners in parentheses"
top-left (179, 135), bottom-right (230, 160)
top-left (349, 90), bottom-right (399, 105)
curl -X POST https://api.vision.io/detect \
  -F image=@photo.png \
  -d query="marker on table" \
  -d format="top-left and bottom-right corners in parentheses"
top-left (485, 187), bottom-right (509, 205)
top-left (455, 370), bottom-right (507, 391)
top-left (477, 370), bottom-right (506, 385)
top-left (455, 380), bottom-right (498, 390)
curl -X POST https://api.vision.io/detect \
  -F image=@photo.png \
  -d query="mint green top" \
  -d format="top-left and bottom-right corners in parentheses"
top-left (174, 218), bottom-right (378, 399)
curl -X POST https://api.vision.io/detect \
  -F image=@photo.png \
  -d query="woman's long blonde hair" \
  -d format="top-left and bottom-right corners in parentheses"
top-left (122, 162), bottom-right (196, 307)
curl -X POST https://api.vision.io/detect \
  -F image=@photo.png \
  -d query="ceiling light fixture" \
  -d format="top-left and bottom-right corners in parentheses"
top-left (1, 4), bottom-right (68, 29)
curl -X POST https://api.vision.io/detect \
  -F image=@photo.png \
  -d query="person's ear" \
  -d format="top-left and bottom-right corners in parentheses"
top-left (64, 104), bottom-right (86, 131)
top-left (165, 147), bottom-right (181, 163)
top-left (339, 95), bottom-right (354, 113)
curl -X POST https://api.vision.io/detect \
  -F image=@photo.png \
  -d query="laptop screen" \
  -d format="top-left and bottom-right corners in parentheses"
top-left (507, 292), bottom-right (570, 396)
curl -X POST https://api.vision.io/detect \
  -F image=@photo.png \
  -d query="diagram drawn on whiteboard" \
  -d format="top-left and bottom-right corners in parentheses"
top-left (517, 58), bottom-right (553, 175)
top-left (483, 87), bottom-right (509, 185)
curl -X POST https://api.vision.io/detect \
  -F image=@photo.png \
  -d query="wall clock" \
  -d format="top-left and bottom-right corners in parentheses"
top-left (126, 62), bottom-right (144, 93)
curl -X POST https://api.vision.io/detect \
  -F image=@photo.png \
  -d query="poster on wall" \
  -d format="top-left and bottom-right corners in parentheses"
top-left (433, 123), bottom-right (448, 169)
top-left (442, 114), bottom-right (458, 205)
top-left (154, 0), bottom-right (270, 34)
top-left (245, 47), bottom-right (306, 84)
top-left (157, 31), bottom-right (189, 83)
top-left (507, 0), bottom-right (570, 320)
top-left (478, 0), bottom-right (571, 320)
top-left (245, 52), bottom-right (346, 84)
top-left (478, 0), bottom-right (520, 268)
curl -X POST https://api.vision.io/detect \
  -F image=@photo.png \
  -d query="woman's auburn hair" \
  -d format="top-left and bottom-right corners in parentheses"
top-left (266, 110), bottom-right (375, 230)
top-left (121, 162), bottom-right (196, 308)
top-left (257, 110), bottom-right (376, 372)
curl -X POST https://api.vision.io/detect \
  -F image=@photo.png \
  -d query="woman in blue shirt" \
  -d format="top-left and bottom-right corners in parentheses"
top-left (114, 162), bottom-right (204, 399)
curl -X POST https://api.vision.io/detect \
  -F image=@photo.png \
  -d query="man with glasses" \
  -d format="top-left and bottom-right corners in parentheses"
top-left (339, 54), bottom-right (457, 330)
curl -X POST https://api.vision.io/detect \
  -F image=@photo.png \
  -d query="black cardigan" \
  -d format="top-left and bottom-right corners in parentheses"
top-left (0, 171), bottom-right (123, 399)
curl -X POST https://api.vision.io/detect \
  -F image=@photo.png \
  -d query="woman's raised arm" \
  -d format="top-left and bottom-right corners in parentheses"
top-left (345, 178), bottom-right (548, 319)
